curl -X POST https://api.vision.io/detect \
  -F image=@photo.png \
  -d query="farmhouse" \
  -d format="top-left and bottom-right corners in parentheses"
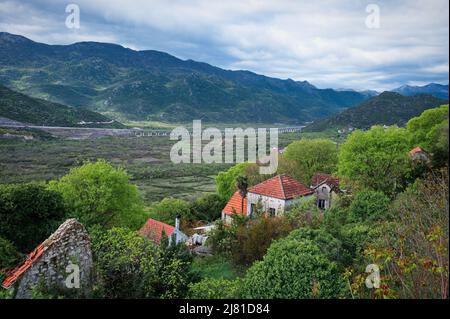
top-left (139, 216), bottom-right (188, 245)
top-left (222, 174), bottom-right (314, 223)
top-left (310, 173), bottom-right (341, 210)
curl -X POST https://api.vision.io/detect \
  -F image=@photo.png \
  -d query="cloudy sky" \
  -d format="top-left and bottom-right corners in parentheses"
top-left (0, 0), bottom-right (448, 91)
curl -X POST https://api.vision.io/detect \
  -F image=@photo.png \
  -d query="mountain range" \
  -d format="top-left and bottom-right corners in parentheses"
top-left (0, 32), bottom-right (371, 124)
top-left (392, 83), bottom-right (449, 99)
top-left (303, 92), bottom-right (448, 132)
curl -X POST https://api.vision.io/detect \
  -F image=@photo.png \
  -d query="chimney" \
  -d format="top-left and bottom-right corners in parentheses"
top-left (175, 215), bottom-right (180, 230)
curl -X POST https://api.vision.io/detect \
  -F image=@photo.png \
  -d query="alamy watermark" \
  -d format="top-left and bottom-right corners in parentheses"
top-left (169, 120), bottom-right (279, 174)
top-left (65, 4), bottom-right (80, 29)
top-left (365, 4), bottom-right (381, 29)
top-left (365, 264), bottom-right (380, 289)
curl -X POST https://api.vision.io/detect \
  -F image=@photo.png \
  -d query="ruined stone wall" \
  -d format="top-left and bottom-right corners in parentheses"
top-left (15, 219), bottom-right (93, 299)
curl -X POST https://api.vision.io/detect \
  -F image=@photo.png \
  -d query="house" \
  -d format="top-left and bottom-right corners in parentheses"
top-left (221, 174), bottom-right (314, 223)
top-left (221, 191), bottom-right (247, 224)
top-left (409, 146), bottom-right (430, 162)
top-left (1, 219), bottom-right (93, 299)
top-left (311, 173), bottom-right (341, 210)
top-left (139, 216), bottom-right (188, 245)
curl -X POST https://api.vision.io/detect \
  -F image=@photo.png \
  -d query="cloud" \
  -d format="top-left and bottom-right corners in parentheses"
top-left (0, 0), bottom-right (448, 91)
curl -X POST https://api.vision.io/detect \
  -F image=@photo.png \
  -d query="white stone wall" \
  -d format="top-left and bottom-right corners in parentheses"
top-left (246, 192), bottom-right (288, 216)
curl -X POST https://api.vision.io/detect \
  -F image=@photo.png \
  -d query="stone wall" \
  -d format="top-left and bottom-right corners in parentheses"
top-left (15, 219), bottom-right (93, 299)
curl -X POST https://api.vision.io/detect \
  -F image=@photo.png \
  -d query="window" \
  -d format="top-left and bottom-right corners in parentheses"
top-left (318, 199), bottom-right (326, 209)
top-left (268, 208), bottom-right (276, 217)
top-left (250, 204), bottom-right (256, 217)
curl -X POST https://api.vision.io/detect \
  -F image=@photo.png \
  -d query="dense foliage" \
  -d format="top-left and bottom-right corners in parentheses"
top-left (0, 182), bottom-right (66, 252)
top-left (278, 138), bottom-right (338, 184)
top-left (49, 160), bottom-right (146, 230)
top-left (338, 126), bottom-right (413, 197)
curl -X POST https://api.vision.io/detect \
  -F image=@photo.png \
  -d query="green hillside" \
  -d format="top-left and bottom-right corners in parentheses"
top-left (0, 85), bottom-right (123, 128)
top-left (304, 92), bottom-right (448, 132)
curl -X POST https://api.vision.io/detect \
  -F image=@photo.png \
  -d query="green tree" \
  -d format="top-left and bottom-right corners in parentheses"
top-left (49, 160), bottom-right (145, 229)
top-left (348, 190), bottom-right (390, 222)
top-left (241, 238), bottom-right (346, 298)
top-left (215, 162), bottom-right (252, 201)
top-left (279, 138), bottom-right (338, 184)
top-left (338, 126), bottom-right (413, 197)
top-left (407, 105), bottom-right (449, 150)
top-left (0, 182), bottom-right (66, 252)
top-left (148, 197), bottom-right (192, 226)
top-left (190, 193), bottom-right (226, 222)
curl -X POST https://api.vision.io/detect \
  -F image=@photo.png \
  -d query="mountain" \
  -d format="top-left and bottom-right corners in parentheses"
top-left (392, 83), bottom-right (449, 99)
top-left (0, 32), bottom-right (369, 124)
top-left (303, 92), bottom-right (448, 132)
top-left (0, 85), bottom-right (123, 128)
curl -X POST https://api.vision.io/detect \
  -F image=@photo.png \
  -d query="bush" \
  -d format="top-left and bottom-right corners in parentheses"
top-left (0, 182), bottom-right (66, 252)
top-left (241, 238), bottom-right (346, 298)
top-left (0, 236), bottom-right (21, 283)
top-left (348, 190), bottom-right (390, 222)
top-left (188, 277), bottom-right (241, 299)
top-left (215, 163), bottom-right (252, 201)
top-left (232, 216), bottom-right (292, 267)
top-left (49, 160), bottom-right (146, 230)
top-left (91, 227), bottom-right (192, 299)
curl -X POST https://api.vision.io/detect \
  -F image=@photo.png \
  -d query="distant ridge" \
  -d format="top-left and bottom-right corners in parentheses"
top-left (304, 92), bottom-right (448, 132)
top-left (392, 83), bottom-right (449, 99)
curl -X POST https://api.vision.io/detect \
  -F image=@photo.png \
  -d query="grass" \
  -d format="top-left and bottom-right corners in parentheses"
top-left (191, 255), bottom-right (238, 280)
top-left (0, 129), bottom-right (312, 205)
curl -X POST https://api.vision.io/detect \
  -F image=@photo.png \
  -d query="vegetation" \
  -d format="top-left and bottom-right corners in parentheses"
top-left (0, 182), bottom-right (66, 252)
top-left (338, 125), bottom-right (413, 197)
top-left (305, 92), bottom-right (447, 132)
top-left (278, 138), bottom-right (338, 184)
top-left (48, 160), bottom-right (146, 230)
top-left (0, 85), bottom-right (122, 128)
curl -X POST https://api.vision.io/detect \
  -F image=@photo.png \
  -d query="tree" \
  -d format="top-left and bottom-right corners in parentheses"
top-left (279, 138), bottom-right (338, 185)
top-left (407, 105), bottom-right (448, 150)
top-left (215, 162), bottom-right (252, 200)
top-left (148, 197), bottom-right (193, 226)
top-left (235, 175), bottom-right (248, 216)
top-left (241, 238), bottom-right (346, 298)
top-left (0, 182), bottom-right (66, 252)
top-left (190, 193), bottom-right (226, 222)
top-left (48, 160), bottom-right (146, 229)
top-left (348, 190), bottom-right (390, 222)
top-left (338, 126), bottom-right (413, 197)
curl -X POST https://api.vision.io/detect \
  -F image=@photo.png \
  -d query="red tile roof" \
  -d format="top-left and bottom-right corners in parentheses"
top-left (248, 174), bottom-right (314, 200)
top-left (222, 191), bottom-right (247, 215)
top-left (409, 146), bottom-right (424, 156)
top-left (138, 218), bottom-right (175, 244)
top-left (2, 244), bottom-right (45, 289)
top-left (311, 173), bottom-right (340, 188)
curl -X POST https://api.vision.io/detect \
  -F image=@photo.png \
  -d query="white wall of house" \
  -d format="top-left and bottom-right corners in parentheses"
top-left (246, 193), bottom-right (314, 217)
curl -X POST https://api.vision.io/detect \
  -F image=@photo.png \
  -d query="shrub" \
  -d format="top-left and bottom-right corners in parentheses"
top-left (188, 277), bottom-right (241, 299)
top-left (241, 238), bottom-right (346, 298)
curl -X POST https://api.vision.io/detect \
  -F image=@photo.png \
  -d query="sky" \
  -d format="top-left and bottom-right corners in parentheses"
top-left (0, 0), bottom-right (448, 91)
